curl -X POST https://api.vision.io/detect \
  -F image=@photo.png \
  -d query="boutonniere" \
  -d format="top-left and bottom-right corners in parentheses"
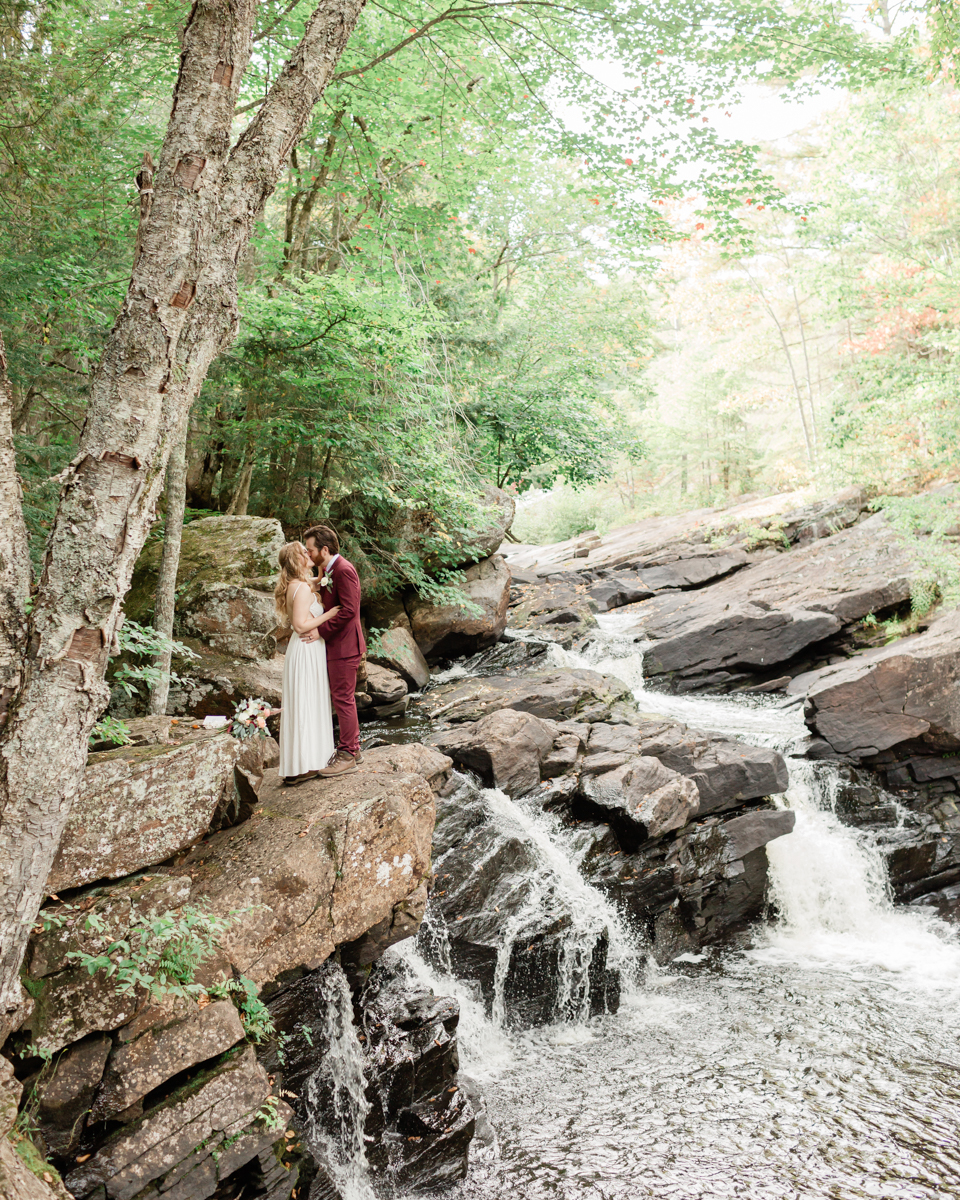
top-left (320, 574), bottom-right (333, 589)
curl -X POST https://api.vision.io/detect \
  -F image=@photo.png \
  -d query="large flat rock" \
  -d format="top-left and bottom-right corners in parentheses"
top-left (620, 515), bottom-right (913, 684)
top-left (790, 609), bottom-right (960, 757)
top-left (49, 735), bottom-right (240, 893)
top-left (418, 668), bottom-right (633, 724)
top-left (172, 744), bottom-right (449, 985)
top-left (503, 488), bottom-right (866, 574)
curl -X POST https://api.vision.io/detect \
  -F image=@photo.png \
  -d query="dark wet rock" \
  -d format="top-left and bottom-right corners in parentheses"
top-left (33, 1033), bottom-right (111, 1158)
top-left (579, 806), bottom-right (796, 963)
top-left (790, 609), bottom-right (960, 758)
top-left (580, 757), bottom-right (701, 846)
top-left (417, 668), bottom-right (633, 725)
top-left (618, 515), bottom-right (913, 688)
top-left (427, 709), bottom-right (558, 796)
top-left (49, 733), bottom-right (240, 893)
top-left (463, 636), bottom-right (551, 676)
top-left (407, 555), bottom-right (510, 660)
top-left (422, 778), bottom-right (618, 1027)
top-left (258, 956), bottom-right (476, 1195)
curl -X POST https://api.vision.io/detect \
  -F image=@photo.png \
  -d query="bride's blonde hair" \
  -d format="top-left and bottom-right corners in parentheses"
top-left (274, 542), bottom-right (312, 623)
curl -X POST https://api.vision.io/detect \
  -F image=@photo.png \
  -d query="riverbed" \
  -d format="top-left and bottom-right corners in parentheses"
top-left (396, 619), bottom-right (960, 1200)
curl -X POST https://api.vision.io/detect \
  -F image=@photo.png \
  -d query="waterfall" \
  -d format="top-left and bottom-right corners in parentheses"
top-left (548, 617), bottom-right (960, 991)
top-left (481, 788), bottom-right (639, 1023)
top-left (301, 964), bottom-right (375, 1200)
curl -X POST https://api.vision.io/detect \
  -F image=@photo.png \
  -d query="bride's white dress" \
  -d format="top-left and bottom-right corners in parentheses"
top-left (279, 583), bottom-right (335, 776)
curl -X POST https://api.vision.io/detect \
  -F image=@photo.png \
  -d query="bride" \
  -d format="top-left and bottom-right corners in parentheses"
top-left (274, 541), bottom-right (340, 785)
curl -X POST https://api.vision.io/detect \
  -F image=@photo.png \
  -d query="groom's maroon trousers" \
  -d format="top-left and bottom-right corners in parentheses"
top-left (317, 555), bottom-right (366, 756)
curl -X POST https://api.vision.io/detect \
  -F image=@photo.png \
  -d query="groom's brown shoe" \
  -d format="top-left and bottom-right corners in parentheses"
top-left (318, 750), bottom-right (359, 777)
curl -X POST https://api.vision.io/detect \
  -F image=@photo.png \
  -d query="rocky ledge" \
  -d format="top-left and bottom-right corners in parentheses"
top-left (3, 743), bottom-right (479, 1200)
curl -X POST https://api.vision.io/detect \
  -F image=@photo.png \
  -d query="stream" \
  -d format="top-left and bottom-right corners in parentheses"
top-left (394, 615), bottom-right (960, 1199)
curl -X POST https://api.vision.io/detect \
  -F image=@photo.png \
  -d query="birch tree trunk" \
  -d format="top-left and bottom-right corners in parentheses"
top-left (148, 420), bottom-right (188, 716)
top-left (0, 0), bottom-right (367, 1014)
top-left (0, 330), bottom-right (31, 731)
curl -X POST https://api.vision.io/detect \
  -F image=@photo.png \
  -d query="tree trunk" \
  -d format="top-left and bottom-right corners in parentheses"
top-left (0, 330), bottom-right (31, 732)
top-left (0, 0), bottom-right (368, 1014)
top-left (224, 460), bottom-right (253, 515)
top-left (148, 421), bottom-right (188, 716)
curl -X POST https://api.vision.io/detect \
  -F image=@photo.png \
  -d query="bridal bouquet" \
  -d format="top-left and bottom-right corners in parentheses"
top-left (230, 697), bottom-right (272, 740)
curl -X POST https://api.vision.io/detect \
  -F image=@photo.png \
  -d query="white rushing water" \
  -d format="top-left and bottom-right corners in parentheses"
top-left (394, 620), bottom-right (960, 1199)
top-left (302, 964), bottom-right (376, 1200)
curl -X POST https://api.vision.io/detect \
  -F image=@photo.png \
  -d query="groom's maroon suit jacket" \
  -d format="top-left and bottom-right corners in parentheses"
top-left (317, 555), bottom-right (366, 661)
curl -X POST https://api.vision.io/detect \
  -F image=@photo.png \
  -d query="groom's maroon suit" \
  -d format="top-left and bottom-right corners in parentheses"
top-left (317, 554), bottom-right (365, 756)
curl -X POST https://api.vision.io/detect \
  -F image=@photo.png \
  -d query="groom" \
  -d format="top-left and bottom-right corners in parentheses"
top-left (301, 524), bottom-right (366, 777)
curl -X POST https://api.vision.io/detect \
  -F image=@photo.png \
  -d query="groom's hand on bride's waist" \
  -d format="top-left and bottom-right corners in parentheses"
top-left (300, 628), bottom-right (320, 643)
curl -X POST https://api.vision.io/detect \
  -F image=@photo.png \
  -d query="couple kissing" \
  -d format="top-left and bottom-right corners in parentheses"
top-left (273, 524), bottom-right (366, 785)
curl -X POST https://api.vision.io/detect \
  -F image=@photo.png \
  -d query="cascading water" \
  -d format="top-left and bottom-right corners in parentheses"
top-left (301, 964), bottom-right (376, 1200)
top-left (395, 615), bottom-right (960, 1198)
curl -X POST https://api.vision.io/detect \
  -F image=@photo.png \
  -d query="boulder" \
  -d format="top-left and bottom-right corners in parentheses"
top-left (630, 718), bottom-right (790, 814)
top-left (91, 1000), bottom-right (245, 1122)
top-left (371, 625), bottom-right (431, 689)
top-left (463, 485), bottom-right (516, 562)
top-left (63, 1044), bottom-right (288, 1200)
top-left (587, 576), bottom-right (655, 611)
top-left (364, 663), bottom-right (408, 705)
top-left (161, 745), bottom-right (448, 986)
top-left (790, 609), bottom-right (960, 758)
top-left (428, 709), bottom-right (558, 796)
top-left (125, 515), bottom-right (284, 660)
top-left (153, 641), bottom-right (285, 718)
top-left (178, 584), bottom-right (278, 661)
top-left (418, 668), bottom-right (633, 725)
top-left (581, 757), bottom-right (701, 844)
top-left (628, 515), bottom-right (914, 686)
top-left (48, 733), bottom-right (241, 893)
top-left (408, 555), bottom-right (510, 658)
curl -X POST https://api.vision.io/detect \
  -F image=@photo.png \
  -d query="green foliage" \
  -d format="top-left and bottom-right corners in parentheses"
top-left (89, 715), bottom-right (132, 747)
top-left (208, 974), bottom-right (276, 1042)
top-left (873, 494), bottom-right (960, 615)
top-left (68, 906), bottom-right (236, 1002)
top-left (254, 1094), bottom-right (285, 1133)
top-left (110, 620), bottom-right (198, 700)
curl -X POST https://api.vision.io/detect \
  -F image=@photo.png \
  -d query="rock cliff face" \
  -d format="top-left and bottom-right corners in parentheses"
top-left (3, 740), bottom-right (474, 1200)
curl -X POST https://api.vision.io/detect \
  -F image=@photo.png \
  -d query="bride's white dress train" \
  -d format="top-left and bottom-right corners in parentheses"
top-left (279, 585), bottom-right (335, 776)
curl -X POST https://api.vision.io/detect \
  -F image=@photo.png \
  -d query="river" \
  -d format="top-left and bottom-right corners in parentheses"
top-left (395, 615), bottom-right (960, 1200)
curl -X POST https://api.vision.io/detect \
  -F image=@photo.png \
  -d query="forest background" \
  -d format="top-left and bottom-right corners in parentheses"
top-left (5, 0), bottom-right (955, 602)
top-left (0, 0), bottom-right (959, 1039)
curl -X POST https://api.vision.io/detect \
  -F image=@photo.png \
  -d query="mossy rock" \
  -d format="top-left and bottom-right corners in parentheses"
top-left (126, 516), bottom-right (285, 623)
